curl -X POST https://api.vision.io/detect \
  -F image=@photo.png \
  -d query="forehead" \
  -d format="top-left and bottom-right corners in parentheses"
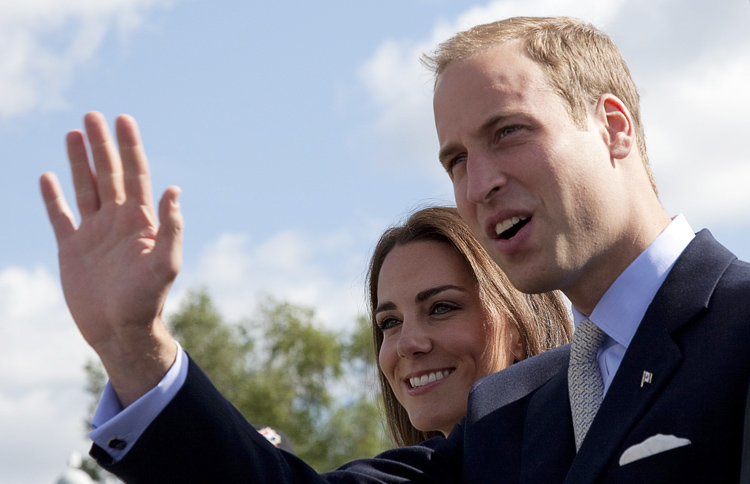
top-left (377, 241), bottom-right (473, 295)
top-left (432, 43), bottom-right (556, 139)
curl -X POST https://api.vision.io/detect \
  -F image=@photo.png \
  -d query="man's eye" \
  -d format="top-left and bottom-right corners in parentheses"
top-left (446, 154), bottom-right (467, 173)
top-left (497, 125), bottom-right (522, 140)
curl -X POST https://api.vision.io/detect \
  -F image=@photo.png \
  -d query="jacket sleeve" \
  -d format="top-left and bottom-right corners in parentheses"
top-left (91, 356), bottom-right (463, 484)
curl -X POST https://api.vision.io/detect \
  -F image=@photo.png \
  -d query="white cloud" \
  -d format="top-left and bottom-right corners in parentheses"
top-left (358, 0), bottom-right (749, 232)
top-left (357, 0), bottom-right (627, 176)
top-left (0, 0), bottom-right (176, 118)
top-left (644, 42), bottom-right (750, 227)
top-left (0, 265), bottom-right (96, 484)
top-left (171, 229), bottom-right (371, 332)
top-left (441, 0), bottom-right (625, 34)
top-left (0, 266), bottom-right (92, 387)
top-left (0, 235), bottom-right (369, 482)
top-left (357, 37), bottom-right (439, 175)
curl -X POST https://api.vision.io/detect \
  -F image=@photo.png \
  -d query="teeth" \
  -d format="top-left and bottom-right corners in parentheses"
top-left (409, 370), bottom-right (453, 388)
top-left (495, 216), bottom-right (527, 236)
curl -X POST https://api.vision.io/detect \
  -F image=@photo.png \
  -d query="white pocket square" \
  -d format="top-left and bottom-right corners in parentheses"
top-left (619, 433), bottom-right (691, 466)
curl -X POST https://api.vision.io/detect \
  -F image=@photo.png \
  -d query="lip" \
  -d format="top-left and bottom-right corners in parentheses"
top-left (404, 367), bottom-right (455, 395)
top-left (484, 211), bottom-right (533, 255)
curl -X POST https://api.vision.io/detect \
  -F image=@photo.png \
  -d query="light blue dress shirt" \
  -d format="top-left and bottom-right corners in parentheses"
top-left (570, 214), bottom-right (694, 395)
top-left (90, 215), bottom-right (696, 460)
top-left (89, 340), bottom-right (188, 460)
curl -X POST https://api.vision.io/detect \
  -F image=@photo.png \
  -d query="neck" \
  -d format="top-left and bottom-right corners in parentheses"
top-left (566, 208), bottom-right (672, 316)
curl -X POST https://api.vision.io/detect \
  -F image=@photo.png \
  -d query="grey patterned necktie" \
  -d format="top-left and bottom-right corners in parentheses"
top-left (568, 318), bottom-right (607, 451)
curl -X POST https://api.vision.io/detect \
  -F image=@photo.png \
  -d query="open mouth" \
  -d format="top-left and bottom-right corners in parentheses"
top-left (408, 369), bottom-right (454, 389)
top-left (495, 216), bottom-right (529, 240)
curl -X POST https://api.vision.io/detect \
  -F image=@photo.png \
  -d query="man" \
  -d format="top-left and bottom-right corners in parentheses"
top-left (40, 16), bottom-right (750, 483)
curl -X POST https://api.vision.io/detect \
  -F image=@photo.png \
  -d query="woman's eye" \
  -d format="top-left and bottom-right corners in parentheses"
top-left (378, 317), bottom-right (401, 332)
top-left (431, 302), bottom-right (460, 315)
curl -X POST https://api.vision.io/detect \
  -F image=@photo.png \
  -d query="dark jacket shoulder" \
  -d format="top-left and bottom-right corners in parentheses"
top-left (467, 344), bottom-right (570, 424)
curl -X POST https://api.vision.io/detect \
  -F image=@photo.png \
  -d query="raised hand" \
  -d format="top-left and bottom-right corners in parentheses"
top-left (40, 112), bottom-right (182, 406)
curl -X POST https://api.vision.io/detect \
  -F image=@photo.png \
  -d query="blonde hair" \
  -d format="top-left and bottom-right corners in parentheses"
top-left (367, 206), bottom-right (572, 447)
top-left (422, 16), bottom-right (656, 194)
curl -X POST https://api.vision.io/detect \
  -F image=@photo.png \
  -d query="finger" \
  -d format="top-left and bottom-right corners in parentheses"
top-left (116, 114), bottom-right (155, 213)
top-left (153, 186), bottom-right (184, 282)
top-left (40, 172), bottom-right (77, 244)
top-left (66, 129), bottom-right (100, 217)
top-left (84, 111), bottom-right (126, 205)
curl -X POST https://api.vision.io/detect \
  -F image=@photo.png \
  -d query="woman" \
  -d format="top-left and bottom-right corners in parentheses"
top-left (368, 206), bottom-right (572, 447)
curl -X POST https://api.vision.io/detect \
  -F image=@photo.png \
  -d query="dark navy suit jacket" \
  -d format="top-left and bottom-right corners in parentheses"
top-left (93, 230), bottom-right (750, 483)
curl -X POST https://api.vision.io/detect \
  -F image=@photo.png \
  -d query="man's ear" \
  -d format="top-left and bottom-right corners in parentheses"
top-left (595, 94), bottom-right (634, 160)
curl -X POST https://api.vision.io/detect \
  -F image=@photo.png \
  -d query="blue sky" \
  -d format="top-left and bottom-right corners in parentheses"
top-left (1, 0), bottom-right (749, 482)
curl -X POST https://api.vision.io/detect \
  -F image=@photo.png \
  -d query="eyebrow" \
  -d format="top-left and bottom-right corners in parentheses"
top-left (374, 301), bottom-right (397, 315)
top-left (374, 284), bottom-right (465, 315)
top-left (416, 284), bottom-right (465, 303)
top-left (437, 113), bottom-right (512, 166)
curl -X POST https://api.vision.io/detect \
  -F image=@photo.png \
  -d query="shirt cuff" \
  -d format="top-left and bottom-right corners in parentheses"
top-left (89, 340), bottom-right (188, 462)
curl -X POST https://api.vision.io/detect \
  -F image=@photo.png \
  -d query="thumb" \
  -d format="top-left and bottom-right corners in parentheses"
top-left (153, 185), bottom-right (184, 281)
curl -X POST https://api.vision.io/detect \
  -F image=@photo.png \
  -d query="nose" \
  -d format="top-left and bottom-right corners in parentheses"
top-left (396, 320), bottom-right (432, 358)
top-left (464, 151), bottom-right (508, 205)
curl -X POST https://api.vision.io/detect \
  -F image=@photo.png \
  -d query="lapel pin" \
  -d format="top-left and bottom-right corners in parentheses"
top-left (640, 371), bottom-right (653, 387)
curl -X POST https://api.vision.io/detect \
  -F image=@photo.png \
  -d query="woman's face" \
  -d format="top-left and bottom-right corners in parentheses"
top-left (376, 240), bottom-right (519, 436)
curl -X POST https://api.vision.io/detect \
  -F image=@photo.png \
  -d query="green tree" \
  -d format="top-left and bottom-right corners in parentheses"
top-left (303, 315), bottom-right (389, 469)
top-left (84, 288), bottom-right (390, 473)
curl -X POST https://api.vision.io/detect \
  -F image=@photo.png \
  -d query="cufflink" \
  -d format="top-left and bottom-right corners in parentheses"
top-left (108, 438), bottom-right (127, 450)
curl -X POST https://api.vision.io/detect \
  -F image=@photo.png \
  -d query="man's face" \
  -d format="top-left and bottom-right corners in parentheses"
top-left (433, 43), bottom-right (625, 300)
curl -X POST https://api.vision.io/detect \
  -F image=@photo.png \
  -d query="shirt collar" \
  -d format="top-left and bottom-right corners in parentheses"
top-left (571, 214), bottom-right (695, 348)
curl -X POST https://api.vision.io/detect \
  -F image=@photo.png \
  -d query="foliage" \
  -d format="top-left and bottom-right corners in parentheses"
top-left (79, 456), bottom-right (104, 482)
top-left (84, 288), bottom-right (390, 473)
top-left (83, 359), bottom-right (107, 425)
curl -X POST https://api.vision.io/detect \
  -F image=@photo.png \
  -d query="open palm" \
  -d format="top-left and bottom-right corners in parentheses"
top-left (40, 112), bottom-right (182, 405)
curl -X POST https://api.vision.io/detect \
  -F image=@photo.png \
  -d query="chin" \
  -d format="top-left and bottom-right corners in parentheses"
top-left (505, 274), bottom-right (551, 295)
top-left (412, 414), bottom-right (459, 437)
top-left (504, 265), bottom-right (564, 295)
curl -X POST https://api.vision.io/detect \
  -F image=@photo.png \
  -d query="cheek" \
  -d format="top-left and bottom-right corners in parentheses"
top-left (378, 339), bottom-right (398, 382)
top-left (454, 185), bottom-right (469, 212)
top-left (451, 176), bottom-right (469, 208)
top-left (455, 198), bottom-right (481, 236)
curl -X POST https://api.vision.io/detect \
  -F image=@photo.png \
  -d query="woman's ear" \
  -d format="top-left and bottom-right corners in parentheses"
top-left (509, 324), bottom-right (526, 363)
top-left (595, 94), bottom-right (635, 160)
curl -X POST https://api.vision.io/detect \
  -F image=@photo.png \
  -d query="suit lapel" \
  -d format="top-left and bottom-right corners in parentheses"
top-left (564, 319), bottom-right (682, 483)
top-left (563, 230), bottom-right (736, 484)
top-left (520, 366), bottom-right (576, 484)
